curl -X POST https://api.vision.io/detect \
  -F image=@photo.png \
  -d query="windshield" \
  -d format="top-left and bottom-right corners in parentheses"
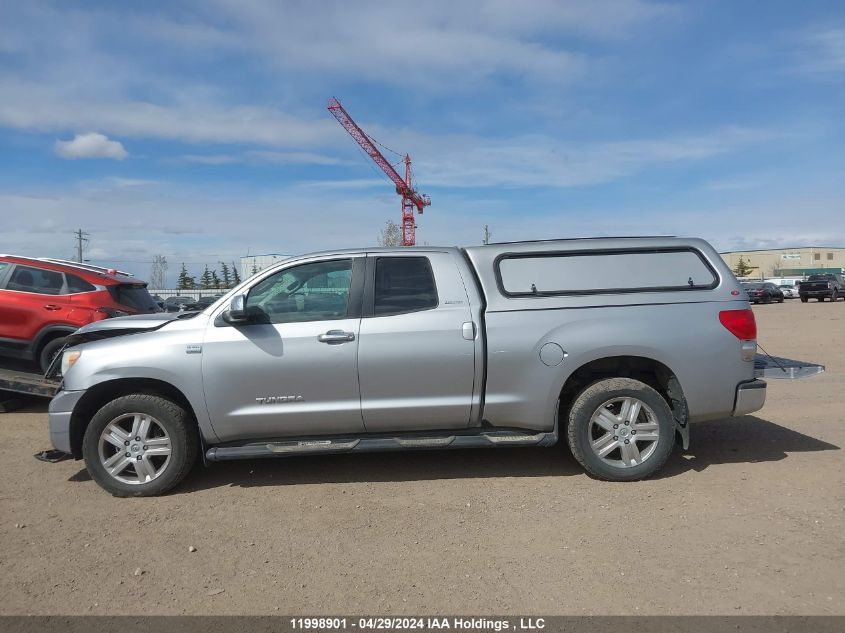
top-left (108, 284), bottom-right (159, 312)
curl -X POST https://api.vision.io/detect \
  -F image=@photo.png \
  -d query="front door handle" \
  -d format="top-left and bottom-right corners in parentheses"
top-left (318, 330), bottom-right (355, 344)
top-left (44, 304), bottom-right (62, 311)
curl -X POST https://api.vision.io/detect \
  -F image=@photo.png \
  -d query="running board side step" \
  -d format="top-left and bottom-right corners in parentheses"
top-left (205, 429), bottom-right (556, 462)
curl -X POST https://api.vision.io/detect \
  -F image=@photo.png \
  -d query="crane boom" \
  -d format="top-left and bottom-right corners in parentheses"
top-left (327, 97), bottom-right (430, 246)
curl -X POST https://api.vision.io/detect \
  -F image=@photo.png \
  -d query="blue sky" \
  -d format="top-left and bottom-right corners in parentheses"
top-left (1, 0), bottom-right (843, 286)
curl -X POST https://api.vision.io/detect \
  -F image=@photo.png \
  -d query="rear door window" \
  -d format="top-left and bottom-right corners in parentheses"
top-left (66, 274), bottom-right (97, 294)
top-left (372, 257), bottom-right (438, 316)
top-left (6, 265), bottom-right (64, 295)
top-left (497, 248), bottom-right (718, 296)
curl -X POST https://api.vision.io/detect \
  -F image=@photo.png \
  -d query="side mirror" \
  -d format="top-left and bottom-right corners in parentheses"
top-left (223, 294), bottom-right (249, 324)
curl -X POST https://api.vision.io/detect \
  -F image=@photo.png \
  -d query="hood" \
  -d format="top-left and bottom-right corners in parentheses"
top-left (65, 312), bottom-right (185, 346)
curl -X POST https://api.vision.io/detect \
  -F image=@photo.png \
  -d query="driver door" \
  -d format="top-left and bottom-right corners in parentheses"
top-left (202, 257), bottom-right (365, 442)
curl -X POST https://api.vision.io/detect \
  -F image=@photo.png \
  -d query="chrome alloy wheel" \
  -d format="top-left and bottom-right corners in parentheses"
top-left (589, 397), bottom-right (660, 468)
top-left (97, 413), bottom-right (172, 485)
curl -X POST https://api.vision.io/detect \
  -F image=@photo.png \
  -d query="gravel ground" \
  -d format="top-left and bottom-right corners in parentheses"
top-left (1, 299), bottom-right (843, 615)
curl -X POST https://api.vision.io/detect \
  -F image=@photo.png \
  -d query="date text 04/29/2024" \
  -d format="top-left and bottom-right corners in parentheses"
top-left (289, 618), bottom-right (546, 631)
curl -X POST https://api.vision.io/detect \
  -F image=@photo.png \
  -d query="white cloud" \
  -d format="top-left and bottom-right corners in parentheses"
top-left (208, 0), bottom-right (677, 86)
top-left (789, 26), bottom-right (845, 74)
top-left (385, 126), bottom-right (774, 189)
top-left (180, 150), bottom-right (348, 166)
top-left (54, 132), bottom-right (128, 160)
top-left (0, 78), bottom-right (337, 148)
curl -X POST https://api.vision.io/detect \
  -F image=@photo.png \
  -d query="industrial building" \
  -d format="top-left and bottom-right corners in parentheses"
top-left (720, 247), bottom-right (845, 279)
top-left (239, 253), bottom-right (290, 279)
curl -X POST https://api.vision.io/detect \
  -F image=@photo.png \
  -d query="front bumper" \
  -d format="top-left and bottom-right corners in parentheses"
top-left (733, 379), bottom-right (766, 416)
top-left (47, 389), bottom-right (86, 455)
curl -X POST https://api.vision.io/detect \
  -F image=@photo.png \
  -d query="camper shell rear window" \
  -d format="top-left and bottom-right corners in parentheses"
top-left (495, 247), bottom-right (719, 297)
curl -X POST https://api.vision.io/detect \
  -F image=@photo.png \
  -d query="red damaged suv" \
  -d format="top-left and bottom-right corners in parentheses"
top-left (0, 255), bottom-right (160, 372)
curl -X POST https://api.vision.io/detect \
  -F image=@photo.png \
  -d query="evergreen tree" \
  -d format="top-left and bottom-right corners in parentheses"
top-left (212, 270), bottom-right (221, 289)
top-left (177, 263), bottom-right (196, 289)
top-left (200, 265), bottom-right (214, 289)
top-left (231, 262), bottom-right (241, 286)
top-left (220, 261), bottom-right (231, 288)
top-left (251, 262), bottom-right (259, 276)
top-left (733, 256), bottom-right (754, 278)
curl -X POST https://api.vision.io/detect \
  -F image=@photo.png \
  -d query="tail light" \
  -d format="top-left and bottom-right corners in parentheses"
top-left (720, 309), bottom-right (757, 361)
top-left (828, 282), bottom-right (833, 289)
top-left (719, 309), bottom-right (757, 339)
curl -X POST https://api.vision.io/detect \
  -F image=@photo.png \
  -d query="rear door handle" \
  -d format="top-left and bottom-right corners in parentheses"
top-left (318, 330), bottom-right (355, 344)
top-left (44, 304), bottom-right (62, 311)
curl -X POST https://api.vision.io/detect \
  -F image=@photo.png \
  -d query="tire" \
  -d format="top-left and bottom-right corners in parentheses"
top-left (566, 377), bottom-right (676, 481)
top-left (82, 394), bottom-right (198, 497)
top-left (832, 290), bottom-right (839, 302)
top-left (818, 297), bottom-right (824, 302)
top-left (778, 296), bottom-right (784, 303)
top-left (39, 336), bottom-right (68, 374)
top-left (800, 297), bottom-right (808, 303)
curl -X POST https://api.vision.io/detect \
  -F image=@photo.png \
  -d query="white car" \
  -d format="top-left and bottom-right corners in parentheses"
top-left (779, 285), bottom-right (799, 299)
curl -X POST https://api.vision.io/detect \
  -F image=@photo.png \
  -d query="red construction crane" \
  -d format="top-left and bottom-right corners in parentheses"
top-left (327, 97), bottom-right (431, 246)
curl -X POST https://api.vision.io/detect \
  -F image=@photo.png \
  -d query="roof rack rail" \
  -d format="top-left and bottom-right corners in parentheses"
top-left (488, 236), bottom-right (677, 246)
top-left (36, 258), bottom-right (135, 277)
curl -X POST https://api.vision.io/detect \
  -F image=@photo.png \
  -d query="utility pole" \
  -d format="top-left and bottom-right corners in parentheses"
top-left (74, 229), bottom-right (89, 262)
top-left (483, 225), bottom-right (492, 245)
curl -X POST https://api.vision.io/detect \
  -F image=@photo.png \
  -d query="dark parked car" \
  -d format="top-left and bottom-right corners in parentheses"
top-left (741, 282), bottom-right (784, 304)
top-left (798, 273), bottom-right (843, 302)
top-left (182, 295), bottom-right (224, 311)
top-left (162, 296), bottom-right (195, 312)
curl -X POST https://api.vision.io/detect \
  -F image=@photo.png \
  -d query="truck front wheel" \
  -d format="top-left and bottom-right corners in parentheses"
top-left (566, 377), bottom-right (675, 481)
top-left (82, 394), bottom-right (198, 497)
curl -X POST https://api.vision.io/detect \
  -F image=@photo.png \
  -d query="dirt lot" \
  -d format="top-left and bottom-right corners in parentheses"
top-left (1, 299), bottom-right (843, 615)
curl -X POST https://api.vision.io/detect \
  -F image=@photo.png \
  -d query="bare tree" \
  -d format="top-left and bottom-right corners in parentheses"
top-left (150, 254), bottom-right (168, 289)
top-left (378, 219), bottom-right (403, 247)
top-left (482, 225), bottom-right (492, 245)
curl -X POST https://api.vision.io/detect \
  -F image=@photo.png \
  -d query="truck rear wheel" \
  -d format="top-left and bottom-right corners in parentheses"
top-left (566, 377), bottom-right (675, 481)
top-left (82, 394), bottom-right (198, 497)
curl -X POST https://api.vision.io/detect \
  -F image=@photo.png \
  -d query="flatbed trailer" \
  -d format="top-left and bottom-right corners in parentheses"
top-left (0, 367), bottom-right (60, 400)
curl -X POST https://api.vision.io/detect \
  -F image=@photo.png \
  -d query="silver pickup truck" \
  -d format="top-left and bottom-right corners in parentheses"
top-left (47, 237), bottom-right (823, 496)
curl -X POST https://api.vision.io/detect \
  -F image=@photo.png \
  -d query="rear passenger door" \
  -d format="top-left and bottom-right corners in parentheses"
top-left (0, 264), bottom-right (71, 342)
top-left (357, 253), bottom-right (476, 432)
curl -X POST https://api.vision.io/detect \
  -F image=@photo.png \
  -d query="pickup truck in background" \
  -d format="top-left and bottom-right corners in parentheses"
top-left (799, 273), bottom-right (843, 302)
top-left (45, 237), bottom-right (824, 496)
